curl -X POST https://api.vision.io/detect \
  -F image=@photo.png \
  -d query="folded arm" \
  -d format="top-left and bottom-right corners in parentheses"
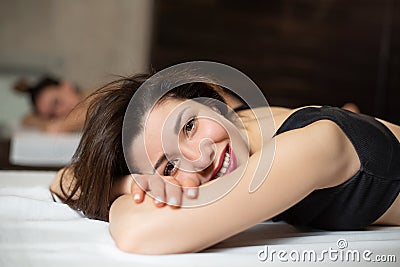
top-left (109, 120), bottom-right (359, 254)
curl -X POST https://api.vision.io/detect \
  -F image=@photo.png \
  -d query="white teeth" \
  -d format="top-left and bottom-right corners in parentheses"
top-left (215, 152), bottom-right (230, 178)
top-left (223, 159), bottom-right (229, 168)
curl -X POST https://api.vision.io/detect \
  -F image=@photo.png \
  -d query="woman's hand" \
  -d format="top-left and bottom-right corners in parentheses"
top-left (130, 174), bottom-right (199, 208)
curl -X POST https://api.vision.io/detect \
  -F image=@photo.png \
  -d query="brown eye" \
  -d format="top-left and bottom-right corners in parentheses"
top-left (184, 117), bottom-right (196, 137)
top-left (164, 159), bottom-right (178, 176)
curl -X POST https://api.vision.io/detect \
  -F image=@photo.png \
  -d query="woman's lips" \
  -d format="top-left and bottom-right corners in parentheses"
top-left (209, 144), bottom-right (228, 180)
top-left (209, 144), bottom-right (237, 181)
top-left (225, 145), bottom-right (237, 175)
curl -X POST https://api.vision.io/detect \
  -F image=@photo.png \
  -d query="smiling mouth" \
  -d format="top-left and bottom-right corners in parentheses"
top-left (210, 145), bottom-right (231, 181)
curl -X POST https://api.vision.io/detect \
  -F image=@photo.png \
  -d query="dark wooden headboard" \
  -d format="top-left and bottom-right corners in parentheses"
top-left (150, 0), bottom-right (399, 124)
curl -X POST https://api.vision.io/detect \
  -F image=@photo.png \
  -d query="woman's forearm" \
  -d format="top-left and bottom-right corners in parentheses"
top-left (109, 120), bottom-right (354, 254)
top-left (22, 113), bottom-right (47, 128)
top-left (109, 151), bottom-right (314, 255)
top-left (109, 148), bottom-right (311, 254)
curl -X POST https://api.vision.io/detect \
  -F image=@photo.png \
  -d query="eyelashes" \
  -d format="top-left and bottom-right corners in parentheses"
top-left (184, 117), bottom-right (196, 137)
top-left (163, 116), bottom-right (197, 176)
top-left (164, 159), bottom-right (179, 176)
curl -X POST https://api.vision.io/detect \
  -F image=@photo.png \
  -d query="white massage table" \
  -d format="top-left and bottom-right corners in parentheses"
top-left (0, 170), bottom-right (399, 267)
top-left (9, 126), bottom-right (81, 167)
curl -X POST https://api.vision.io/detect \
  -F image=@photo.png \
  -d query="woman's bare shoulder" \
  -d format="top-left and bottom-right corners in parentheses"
top-left (376, 118), bottom-right (400, 141)
top-left (50, 167), bottom-right (79, 200)
top-left (274, 118), bottom-right (360, 189)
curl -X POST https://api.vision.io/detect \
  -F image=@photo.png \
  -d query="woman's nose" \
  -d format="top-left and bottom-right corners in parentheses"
top-left (180, 138), bottom-right (215, 172)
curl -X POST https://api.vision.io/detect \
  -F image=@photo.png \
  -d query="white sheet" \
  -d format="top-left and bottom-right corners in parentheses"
top-left (9, 126), bottom-right (81, 166)
top-left (0, 171), bottom-right (399, 267)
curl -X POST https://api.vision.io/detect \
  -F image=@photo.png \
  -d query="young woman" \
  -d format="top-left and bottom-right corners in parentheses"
top-left (14, 75), bottom-right (88, 132)
top-left (50, 72), bottom-right (400, 255)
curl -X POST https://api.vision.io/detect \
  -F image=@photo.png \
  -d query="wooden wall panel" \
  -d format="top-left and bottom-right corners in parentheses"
top-left (150, 0), bottom-right (399, 123)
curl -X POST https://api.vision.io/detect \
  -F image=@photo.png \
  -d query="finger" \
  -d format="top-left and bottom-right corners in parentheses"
top-left (130, 174), bottom-right (148, 203)
top-left (131, 182), bottom-right (145, 203)
top-left (147, 175), bottom-right (166, 208)
top-left (181, 177), bottom-right (200, 199)
top-left (164, 177), bottom-right (182, 208)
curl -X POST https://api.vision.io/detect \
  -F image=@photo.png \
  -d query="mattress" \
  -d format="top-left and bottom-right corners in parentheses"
top-left (9, 126), bottom-right (81, 166)
top-left (0, 170), bottom-right (399, 267)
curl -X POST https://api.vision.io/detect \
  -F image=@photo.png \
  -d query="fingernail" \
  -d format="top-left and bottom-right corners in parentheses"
top-left (187, 188), bottom-right (196, 198)
top-left (133, 193), bottom-right (141, 201)
top-left (168, 197), bottom-right (178, 206)
top-left (154, 196), bottom-right (163, 204)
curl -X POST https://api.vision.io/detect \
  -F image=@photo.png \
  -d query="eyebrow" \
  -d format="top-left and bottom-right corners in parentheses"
top-left (153, 153), bottom-right (167, 174)
top-left (153, 106), bottom-right (189, 173)
top-left (174, 107), bottom-right (190, 135)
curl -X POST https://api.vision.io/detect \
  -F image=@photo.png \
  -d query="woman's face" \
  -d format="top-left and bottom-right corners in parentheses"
top-left (130, 98), bottom-right (249, 185)
top-left (36, 82), bottom-right (80, 118)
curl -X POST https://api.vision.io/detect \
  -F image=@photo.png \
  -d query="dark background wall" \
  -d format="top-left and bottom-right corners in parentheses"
top-left (150, 0), bottom-right (399, 124)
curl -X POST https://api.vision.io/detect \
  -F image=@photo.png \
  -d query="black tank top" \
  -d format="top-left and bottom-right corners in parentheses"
top-left (271, 106), bottom-right (400, 230)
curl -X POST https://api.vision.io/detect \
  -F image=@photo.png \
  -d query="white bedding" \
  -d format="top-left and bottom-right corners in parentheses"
top-left (9, 126), bottom-right (81, 166)
top-left (0, 171), bottom-right (399, 267)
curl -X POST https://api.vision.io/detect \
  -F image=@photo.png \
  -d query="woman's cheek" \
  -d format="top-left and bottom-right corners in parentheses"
top-left (200, 120), bottom-right (228, 142)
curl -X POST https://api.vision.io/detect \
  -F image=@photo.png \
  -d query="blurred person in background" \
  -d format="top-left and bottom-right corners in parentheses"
top-left (14, 75), bottom-right (90, 132)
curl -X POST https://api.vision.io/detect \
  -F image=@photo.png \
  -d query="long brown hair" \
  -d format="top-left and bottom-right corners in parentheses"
top-left (60, 73), bottom-right (230, 221)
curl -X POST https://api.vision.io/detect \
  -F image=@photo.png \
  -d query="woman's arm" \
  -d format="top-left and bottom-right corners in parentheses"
top-left (22, 113), bottom-right (48, 129)
top-left (50, 166), bottom-right (79, 200)
top-left (109, 120), bottom-right (359, 254)
top-left (21, 110), bottom-right (85, 133)
top-left (44, 102), bottom-right (87, 133)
